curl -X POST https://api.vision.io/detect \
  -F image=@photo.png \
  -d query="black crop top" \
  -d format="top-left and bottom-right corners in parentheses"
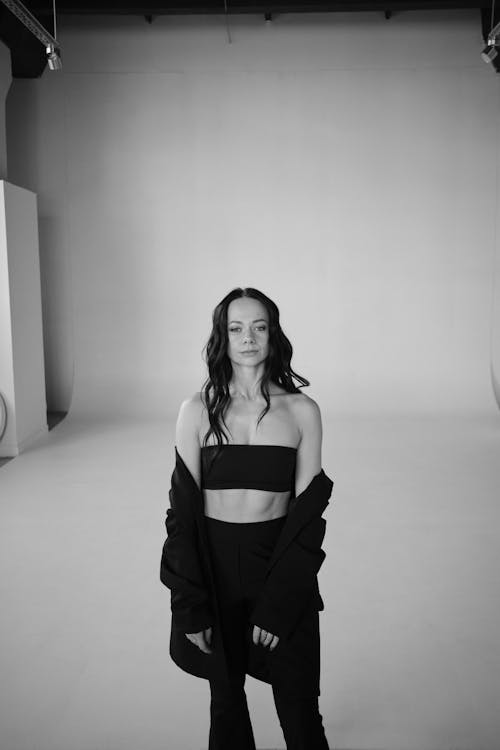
top-left (201, 444), bottom-right (297, 492)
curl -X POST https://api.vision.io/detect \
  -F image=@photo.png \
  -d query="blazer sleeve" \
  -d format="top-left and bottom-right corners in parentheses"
top-left (160, 483), bottom-right (214, 635)
top-left (248, 514), bottom-right (327, 641)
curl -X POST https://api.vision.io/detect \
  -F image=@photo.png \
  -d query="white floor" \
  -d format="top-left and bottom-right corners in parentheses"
top-left (1, 411), bottom-right (499, 750)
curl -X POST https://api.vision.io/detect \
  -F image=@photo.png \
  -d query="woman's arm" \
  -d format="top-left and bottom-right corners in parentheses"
top-left (159, 394), bottom-right (213, 634)
top-left (295, 395), bottom-right (323, 497)
top-left (175, 393), bottom-right (204, 487)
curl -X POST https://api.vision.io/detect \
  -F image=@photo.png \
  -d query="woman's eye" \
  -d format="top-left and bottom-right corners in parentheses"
top-left (228, 326), bottom-right (266, 333)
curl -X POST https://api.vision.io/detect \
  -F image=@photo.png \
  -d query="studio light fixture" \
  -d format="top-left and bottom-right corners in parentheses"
top-left (483, 0), bottom-right (499, 66)
top-left (481, 44), bottom-right (498, 63)
top-left (0, 0), bottom-right (62, 70)
top-left (46, 43), bottom-right (62, 70)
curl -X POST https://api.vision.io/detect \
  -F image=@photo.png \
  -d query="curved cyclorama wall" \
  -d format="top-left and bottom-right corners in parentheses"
top-left (6, 10), bottom-right (500, 419)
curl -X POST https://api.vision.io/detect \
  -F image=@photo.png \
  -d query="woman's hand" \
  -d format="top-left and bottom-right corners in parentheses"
top-left (253, 625), bottom-right (279, 651)
top-left (185, 626), bottom-right (213, 654)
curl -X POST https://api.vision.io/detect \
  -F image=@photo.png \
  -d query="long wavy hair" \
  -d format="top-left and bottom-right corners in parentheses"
top-left (200, 287), bottom-right (310, 455)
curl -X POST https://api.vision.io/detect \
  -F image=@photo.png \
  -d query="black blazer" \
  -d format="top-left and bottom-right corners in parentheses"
top-left (159, 447), bottom-right (334, 687)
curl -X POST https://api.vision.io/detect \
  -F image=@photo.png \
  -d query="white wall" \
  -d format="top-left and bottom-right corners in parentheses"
top-left (6, 10), bottom-right (499, 418)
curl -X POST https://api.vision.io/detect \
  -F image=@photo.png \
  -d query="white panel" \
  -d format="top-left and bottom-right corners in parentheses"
top-left (0, 181), bottom-right (47, 455)
top-left (0, 181), bottom-right (16, 449)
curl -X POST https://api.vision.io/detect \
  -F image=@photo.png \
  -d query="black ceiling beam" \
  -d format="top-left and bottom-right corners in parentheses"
top-left (480, 5), bottom-right (500, 40)
top-left (0, 5), bottom-right (51, 77)
top-left (18, 0), bottom-right (498, 11)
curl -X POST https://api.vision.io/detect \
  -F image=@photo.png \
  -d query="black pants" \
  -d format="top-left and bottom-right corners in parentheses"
top-left (205, 514), bottom-right (330, 750)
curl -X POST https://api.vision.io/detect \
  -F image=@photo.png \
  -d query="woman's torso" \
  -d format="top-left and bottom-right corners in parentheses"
top-left (198, 389), bottom-right (302, 523)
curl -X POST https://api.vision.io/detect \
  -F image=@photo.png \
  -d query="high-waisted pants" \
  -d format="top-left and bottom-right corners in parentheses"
top-left (204, 514), bottom-right (330, 750)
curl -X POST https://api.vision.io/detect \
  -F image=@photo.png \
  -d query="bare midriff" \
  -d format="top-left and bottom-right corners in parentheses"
top-left (199, 389), bottom-right (300, 523)
top-left (203, 488), bottom-right (291, 523)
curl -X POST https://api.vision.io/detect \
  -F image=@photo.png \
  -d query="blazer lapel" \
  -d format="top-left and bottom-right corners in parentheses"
top-left (264, 470), bottom-right (333, 574)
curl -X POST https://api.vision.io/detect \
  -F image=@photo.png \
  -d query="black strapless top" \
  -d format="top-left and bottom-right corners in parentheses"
top-left (201, 444), bottom-right (297, 492)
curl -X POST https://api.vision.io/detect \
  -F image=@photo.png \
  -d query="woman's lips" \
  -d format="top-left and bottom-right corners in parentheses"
top-left (241, 351), bottom-right (258, 355)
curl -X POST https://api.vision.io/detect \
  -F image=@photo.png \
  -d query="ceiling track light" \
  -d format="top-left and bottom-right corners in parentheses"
top-left (482, 0), bottom-right (500, 67)
top-left (481, 44), bottom-right (498, 63)
top-left (0, 0), bottom-right (62, 71)
top-left (46, 43), bottom-right (62, 70)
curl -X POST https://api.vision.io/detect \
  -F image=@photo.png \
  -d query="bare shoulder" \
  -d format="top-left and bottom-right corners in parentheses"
top-left (177, 392), bottom-right (205, 427)
top-left (290, 392), bottom-right (322, 432)
top-left (178, 391), bottom-right (205, 412)
top-left (175, 393), bottom-right (204, 485)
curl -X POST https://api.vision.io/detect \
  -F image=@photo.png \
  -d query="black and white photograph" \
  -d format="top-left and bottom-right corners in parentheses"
top-left (1, 2), bottom-right (500, 749)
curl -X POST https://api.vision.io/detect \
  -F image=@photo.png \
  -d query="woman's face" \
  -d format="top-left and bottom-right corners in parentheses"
top-left (226, 297), bottom-right (270, 367)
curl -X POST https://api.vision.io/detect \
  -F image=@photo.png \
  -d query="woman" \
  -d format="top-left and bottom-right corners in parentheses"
top-left (160, 287), bottom-right (334, 750)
